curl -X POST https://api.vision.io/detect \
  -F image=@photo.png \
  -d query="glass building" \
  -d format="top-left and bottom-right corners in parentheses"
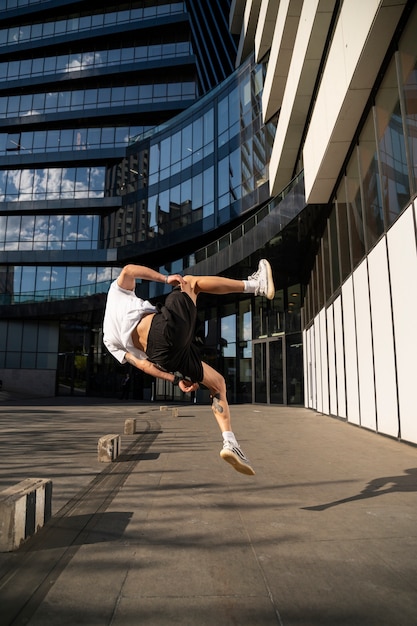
top-left (0, 0), bottom-right (318, 402)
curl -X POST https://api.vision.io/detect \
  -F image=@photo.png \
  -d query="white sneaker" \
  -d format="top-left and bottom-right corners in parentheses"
top-left (220, 441), bottom-right (255, 475)
top-left (247, 259), bottom-right (275, 299)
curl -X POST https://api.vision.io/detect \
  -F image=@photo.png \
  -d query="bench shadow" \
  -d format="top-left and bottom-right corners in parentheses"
top-left (29, 511), bottom-right (134, 550)
top-left (118, 451), bottom-right (160, 462)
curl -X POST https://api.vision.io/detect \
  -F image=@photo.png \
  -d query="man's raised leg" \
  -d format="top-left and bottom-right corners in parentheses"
top-left (183, 259), bottom-right (275, 300)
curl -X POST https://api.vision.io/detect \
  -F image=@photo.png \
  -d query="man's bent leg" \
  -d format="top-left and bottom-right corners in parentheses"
top-left (201, 362), bottom-right (255, 475)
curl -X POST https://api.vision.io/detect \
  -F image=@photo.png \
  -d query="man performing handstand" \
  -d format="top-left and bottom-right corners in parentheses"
top-left (103, 260), bottom-right (275, 475)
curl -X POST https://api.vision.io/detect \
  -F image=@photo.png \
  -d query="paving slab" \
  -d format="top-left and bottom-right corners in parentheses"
top-left (0, 396), bottom-right (417, 625)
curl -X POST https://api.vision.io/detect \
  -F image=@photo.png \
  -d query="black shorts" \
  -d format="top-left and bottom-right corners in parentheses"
top-left (146, 289), bottom-right (204, 383)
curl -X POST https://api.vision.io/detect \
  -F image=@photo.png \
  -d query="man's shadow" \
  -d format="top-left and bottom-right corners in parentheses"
top-left (303, 467), bottom-right (417, 511)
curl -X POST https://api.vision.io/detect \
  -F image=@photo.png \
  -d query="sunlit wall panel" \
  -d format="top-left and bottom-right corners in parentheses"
top-left (387, 203), bottom-right (417, 443)
top-left (367, 237), bottom-right (399, 438)
top-left (342, 276), bottom-right (360, 425)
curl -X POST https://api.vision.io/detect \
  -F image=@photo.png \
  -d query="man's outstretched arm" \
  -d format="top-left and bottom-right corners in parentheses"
top-left (117, 264), bottom-right (186, 291)
top-left (125, 351), bottom-right (199, 394)
top-left (125, 351), bottom-right (175, 382)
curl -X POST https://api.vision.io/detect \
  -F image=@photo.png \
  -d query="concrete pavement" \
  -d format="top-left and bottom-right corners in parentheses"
top-left (0, 394), bottom-right (417, 625)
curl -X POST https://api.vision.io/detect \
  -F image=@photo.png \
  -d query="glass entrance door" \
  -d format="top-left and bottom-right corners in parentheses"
top-left (254, 342), bottom-right (267, 403)
top-left (253, 337), bottom-right (285, 404)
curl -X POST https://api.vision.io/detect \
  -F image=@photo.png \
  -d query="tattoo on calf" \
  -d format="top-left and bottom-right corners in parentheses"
top-left (211, 394), bottom-right (224, 414)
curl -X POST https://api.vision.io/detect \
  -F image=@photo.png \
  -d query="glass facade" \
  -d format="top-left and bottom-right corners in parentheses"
top-left (0, 1), bottom-right (197, 305)
top-left (0, 126), bottom-right (151, 155)
top-left (0, 83), bottom-right (197, 119)
top-left (0, 2), bottom-right (186, 46)
top-left (0, 0), bottom-right (316, 404)
top-left (0, 167), bottom-right (105, 202)
top-left (0, 53), bottom-right (276, 304)
top-left (1, 43), bottom-right (192, 81)
top-left (0, 319), bottom-right (59, 370)
top-left (303, 6), bottom-right (417, 325)
top-left (0, 0), bottom-right (302, 404)
top-left (105, 59), bottom-right (275, 251)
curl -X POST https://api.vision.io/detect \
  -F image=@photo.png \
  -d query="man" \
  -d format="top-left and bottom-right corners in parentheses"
top-left (103, 260), bottom-right (275, 475)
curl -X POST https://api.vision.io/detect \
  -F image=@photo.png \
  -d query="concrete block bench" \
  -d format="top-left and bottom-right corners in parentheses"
top-left (0, 478), bottom-right (52, 552)
top-left (98, 434), bottom-right (121, 462)
top-left (124, 418), bottom-right (137, 435)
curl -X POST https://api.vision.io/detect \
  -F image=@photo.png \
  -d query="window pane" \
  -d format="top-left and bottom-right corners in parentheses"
top-left (84, 89), bottom-right (97, 107)
top-left (22, 322), bottom-right (38, 351)
top-left (7, 95), bottom-right (20, 114)
top-left (6, 215), bottom-right (20, 247)
top-left (44, 57), bottom-right (56, 73)
top-left (192, 173), bottom-right (203, 211)
top-left (336, 184), bottom-right (351, 281)
top-left (5, 171), bottom-right (19, 199)
top-left (359, 113), bottom-right (384, 249)
top-left (346, 149), bottom-right (365, 269)
top-left (66, 266), bottom-right (80, 287)
top-left (218, 96), bottom-right (228, 135)
top-left (171, 130), bottom-right (181, 164)
top-left (32, 57), bottom-right (44, 75)
top-left (58, 91), bottom-right (71, 110)
top-left (6, 321), bottom-right (22, 350)
top-left (203, 108), bottom-right (214, 146)
top-left (46, 130), bottom-right (60, 149)
top-left (170, 184), bottom-right (180, 207)
top-left (7, 133), bottom-right (20, 151)
top-left (49, 216), bottom-right (63, 248)
top-left (63, 216), bottom-right (77, 249)
top-left (97, 88), bottom-right (111, 105)
top-left (87, 128), bottom-right (101, 148)
top-left (229, 148), bottom-right (241, 200)
top-left (322, 227), bottom-right (331, 301)
top-left (221, 313), bottom-right (236, 358)
top-left (101, 128), bottom-right (114, 145)
top-left (21, 266), bottom-right (36, 294)
top-left (192, 118), bottom-right (203, 151)
top-left (328, 207), bottom-right (340, 291)
top-left (45, 92), bottom-right (58, 111)
top-left (20, 215), bottom-right (35, 242)
top-left (20, 59), bottom-right (32, 77)
top-left (20, 132), bottom-right (33, 152)
top-left (74, 129), bottom-right (87, 149)
top-left (181, 124), bottom-right (192, 161)
top-left (375, 60), bottom-right (410, 227)
top-left (399, 6), bottom-right (417, 194)
top-left (33, 131), bottom-right (46, 150)
top-left (148, 195), bottom-right (157, 228)
top-left (77, 215), bottom-right (93, 249)
top-left (70, 90), bottom-right (84, 108)
top-left (180, 179), bottom-right (191, 205)
top-left (57, 168), bottom-right (71, 198)
top-left (160, 137), bottom-right (171, 170)
top-left (32, 92), bottom-right (45, 111)
top-left (218, 156), bottom-right (229, 197)
top-left (36, 267), bottom-right (52, 291)
top-left (203, 166), bottom-right (214, 204)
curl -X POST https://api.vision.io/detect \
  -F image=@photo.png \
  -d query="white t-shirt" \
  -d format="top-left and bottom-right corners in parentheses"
top-left (103, 279), bottom-right (157, 364)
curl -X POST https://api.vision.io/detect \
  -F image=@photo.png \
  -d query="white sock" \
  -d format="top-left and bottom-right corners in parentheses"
top-left (243, 279), bottom-right (257, 293)
top-left (223, 431), bottom-right (237, 445)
